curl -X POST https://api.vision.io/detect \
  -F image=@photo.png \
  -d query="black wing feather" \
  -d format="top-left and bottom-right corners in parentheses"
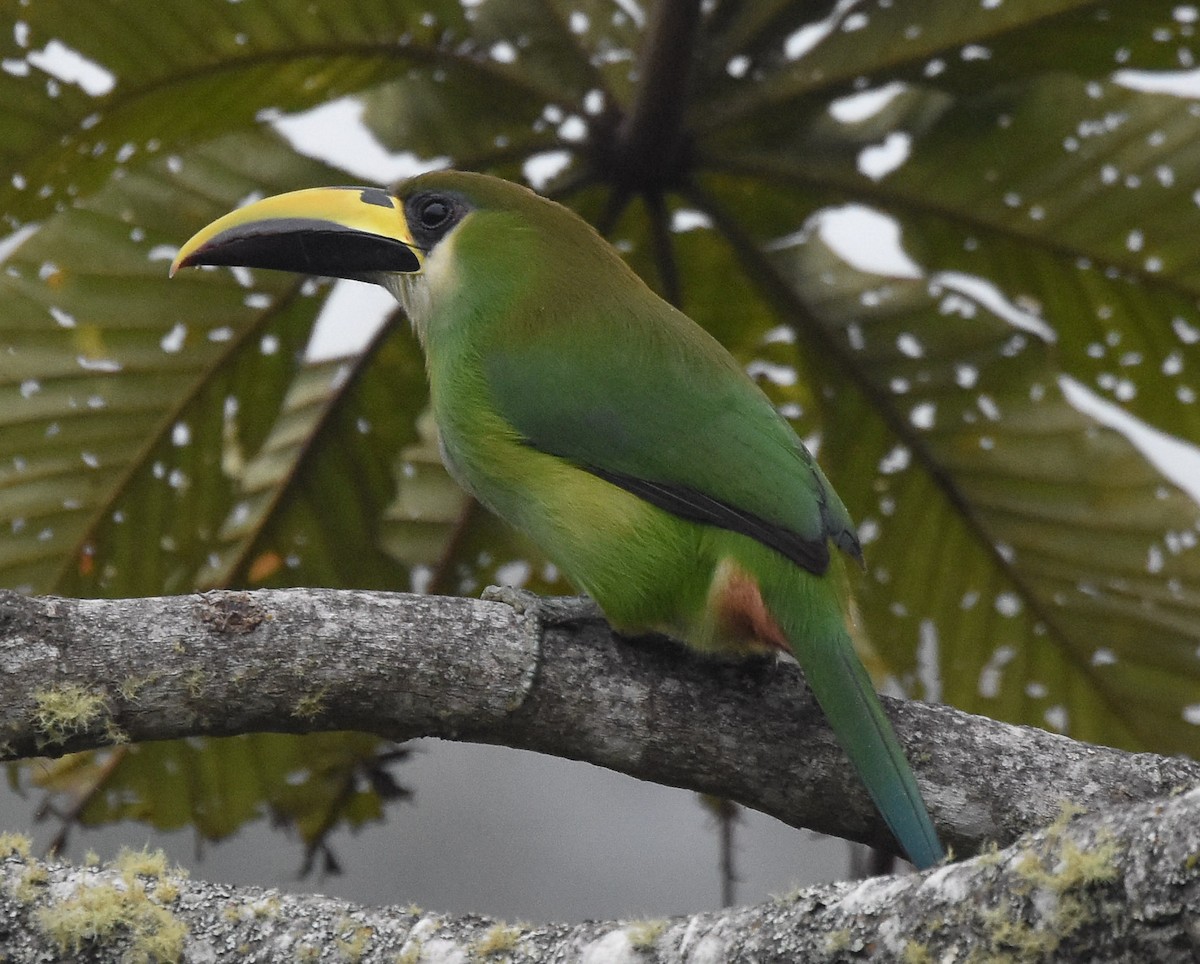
top-left (585, 464), bottom-right (830, 575)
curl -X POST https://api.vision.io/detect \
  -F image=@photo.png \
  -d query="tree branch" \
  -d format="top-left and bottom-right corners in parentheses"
top-left (1, 783), bottom-right (1198, 962)
top-left (1, 588), bottom-right (1197, 862)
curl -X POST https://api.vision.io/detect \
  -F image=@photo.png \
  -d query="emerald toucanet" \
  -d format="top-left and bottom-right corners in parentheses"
top-left (172, 171), bottom-right (943, 868)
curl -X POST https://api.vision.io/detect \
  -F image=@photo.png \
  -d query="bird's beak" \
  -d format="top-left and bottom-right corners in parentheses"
top-left (170, 186), bottom-right (422, 281)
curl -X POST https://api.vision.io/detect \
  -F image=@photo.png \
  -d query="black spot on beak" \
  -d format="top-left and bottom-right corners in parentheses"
top-left (359, 188), bottom-right (395, 209)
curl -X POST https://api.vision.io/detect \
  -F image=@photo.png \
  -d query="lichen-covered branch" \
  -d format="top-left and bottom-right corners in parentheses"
top-left (0, 587), bottom-right (1197, 860)
top-left (1, 783), bottom-right (1199, 962)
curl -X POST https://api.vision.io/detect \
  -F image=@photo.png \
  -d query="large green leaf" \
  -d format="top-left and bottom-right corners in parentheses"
top-left (2, 0), bottom-right (1200, 864)
top-left (195, 322), bottom-right (428, 592)
top-left (0, 130), bottom-right (346, 595)
top-left (776, 222), bottom-right (1200, 751)
top-left (0, 0), bottom-right (522, 225)
top-left (685, 37), bottom-right (1200, 751)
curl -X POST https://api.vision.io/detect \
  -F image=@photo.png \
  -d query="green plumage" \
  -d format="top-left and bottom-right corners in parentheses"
top-left (397, 172), bottom-right (942, 868)
top-left (173, 169), bottom-right (944, 869)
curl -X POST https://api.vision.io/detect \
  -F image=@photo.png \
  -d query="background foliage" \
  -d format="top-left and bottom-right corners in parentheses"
top-left (2, 0), bottom-right (1199, 878)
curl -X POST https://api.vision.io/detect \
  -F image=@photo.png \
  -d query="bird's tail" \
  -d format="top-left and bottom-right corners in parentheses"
top-left (765, 570), bottom-right (944, 869)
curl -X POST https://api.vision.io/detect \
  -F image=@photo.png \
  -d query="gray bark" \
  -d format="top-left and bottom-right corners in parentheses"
top-left (0, 586), bottom-right (1198, 961)
top-left (0, 587), bottom-right (1197, 858)
top-left (0, 783), bottom-right (1197, 962)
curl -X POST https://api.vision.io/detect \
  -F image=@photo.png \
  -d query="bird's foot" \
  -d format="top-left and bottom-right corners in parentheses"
top-left (719, 650), bottom-right (782, 689)
top-left (481, 587), bottom-right (607, 628)
top-left (612, 627), bottom-right (689, 656)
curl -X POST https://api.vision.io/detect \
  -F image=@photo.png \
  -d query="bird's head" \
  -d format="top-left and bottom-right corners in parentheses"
top-left (172, 171), bottom-right (613, 344)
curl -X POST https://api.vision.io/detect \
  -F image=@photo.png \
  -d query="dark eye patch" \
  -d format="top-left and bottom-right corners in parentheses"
top-left (405, 191), bottom-right (469, 249)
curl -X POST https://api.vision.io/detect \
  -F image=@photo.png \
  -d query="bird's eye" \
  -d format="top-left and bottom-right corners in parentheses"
top-left (418, 197), bottom-right (452, 229)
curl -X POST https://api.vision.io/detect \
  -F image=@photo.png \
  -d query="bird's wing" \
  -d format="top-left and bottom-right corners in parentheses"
top-left (483, 301), bottom-right (860, 575)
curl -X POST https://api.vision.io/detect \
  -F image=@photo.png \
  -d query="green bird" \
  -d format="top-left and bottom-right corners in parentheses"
top-left (172, 171), bottom-right (943, 869)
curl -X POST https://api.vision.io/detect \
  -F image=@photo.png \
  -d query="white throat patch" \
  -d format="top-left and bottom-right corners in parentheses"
top-left (385, 272), bottom-right (432, 344)
top-left (382, 225), bottom-right (458, 347)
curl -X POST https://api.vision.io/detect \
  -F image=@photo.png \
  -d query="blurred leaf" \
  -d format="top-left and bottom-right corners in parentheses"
top-left (380, 408), bottom-right (471, 572)
top-left (30, 734), bottom-right (406, 865)
top-left (773, 225), bottom-right (1200, 751)
top-left (0, 0), bottom-right (490, 225)
top-left (197, 320), bottom-right (429, 591)
top-left (686, 37), bottom-right (1200, 751)
top-left (0, 129), bottom-right (352, 596)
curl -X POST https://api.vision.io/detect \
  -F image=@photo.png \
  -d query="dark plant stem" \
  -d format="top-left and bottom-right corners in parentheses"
top-left (644, 190), bottom-right (682, 307)
top-left (716, 797), bottom-right (740, 907)
top-left (42, 747), bottom-right (129, 857)
top-left (596, 186), bottom-right (634, 238)
top-left (426, 498), bottom-right (480, 597)
top-left (611, 0), bottom-right (703, 189)
top-left (850, 843), bottom-right (899, 880)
